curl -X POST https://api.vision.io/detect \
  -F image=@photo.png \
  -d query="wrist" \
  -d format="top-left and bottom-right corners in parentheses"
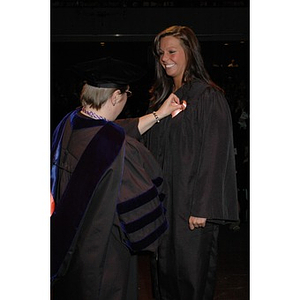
top-left (155, 107), bottom-right (168, 120)
top-left (152, 111), bottom-right (160, 123)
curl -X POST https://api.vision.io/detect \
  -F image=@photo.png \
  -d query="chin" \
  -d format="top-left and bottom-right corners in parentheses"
top-left (166, 70), bottom-right (176, 77)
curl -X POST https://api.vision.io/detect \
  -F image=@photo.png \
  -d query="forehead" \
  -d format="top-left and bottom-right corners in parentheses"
top-left (159, 36), bottom-right (182, 49)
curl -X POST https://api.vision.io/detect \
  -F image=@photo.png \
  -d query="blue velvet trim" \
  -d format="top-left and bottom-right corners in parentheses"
top-left (51, 111), bottom-right (74, 198)
top-left (51, 109), bottom-right (109, 198)
top-left (121, 203), bottom-right (164, 234)
top-left (116, 185), bottom-right (158, 214)
top-left (126, 220), bottom-right (168, 252)
top-left (51, 111), bottom-right (74, 154)
top-left (51, 119), bottom-right (125, 280)
top-left (159, 193), bottom-right (165, 202)
top-left (70, 108), bottom-right (108, 130)
top-left (152, 177), bottom-right (163, 188)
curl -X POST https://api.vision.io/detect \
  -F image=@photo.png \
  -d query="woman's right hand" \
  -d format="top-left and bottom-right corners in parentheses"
top-left (138, 94), bottom-right (186, 135)
top-left (156, 93), bottom-right (186, 119)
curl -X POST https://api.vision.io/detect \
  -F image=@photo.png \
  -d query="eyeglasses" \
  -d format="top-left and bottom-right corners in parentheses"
top-left (125, 90), bottom-right (132, 98)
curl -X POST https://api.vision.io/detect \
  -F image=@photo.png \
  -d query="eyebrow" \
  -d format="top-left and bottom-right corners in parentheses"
top-left (159, 47), bottom-right (178, 52)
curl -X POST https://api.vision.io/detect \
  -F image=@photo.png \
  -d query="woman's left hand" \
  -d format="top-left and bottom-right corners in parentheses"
top-left (189, 216), bottom-right (207, 230)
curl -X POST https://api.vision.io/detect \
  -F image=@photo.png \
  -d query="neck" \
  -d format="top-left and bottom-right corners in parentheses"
top-left (173, 77), bottom-right (183, 92)
top-left (81, 106), bottom-right (109, 121)
top-left (173, 83), bottom-right (183, 93)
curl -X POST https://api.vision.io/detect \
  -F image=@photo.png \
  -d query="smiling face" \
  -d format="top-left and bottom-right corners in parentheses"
top-left (159, 36), bottom-right (187, 87)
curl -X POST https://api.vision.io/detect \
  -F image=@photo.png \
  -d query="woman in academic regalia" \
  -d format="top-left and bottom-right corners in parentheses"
top-left (143, 26), bottom-right (240, 300)
top-left (50, 57), bottom-right (185, 300)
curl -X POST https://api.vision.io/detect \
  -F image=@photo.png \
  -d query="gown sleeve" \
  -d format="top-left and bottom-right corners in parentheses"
top-left (116, 136), bottom-right (168, 252)
top-left (115, 118), bottom-right (141, 140)
top-left (190, 87), bottom-right (238, 221)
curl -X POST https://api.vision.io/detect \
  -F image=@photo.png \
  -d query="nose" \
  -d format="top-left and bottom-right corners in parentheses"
top-left (160, 52), bottom-right (169, 62)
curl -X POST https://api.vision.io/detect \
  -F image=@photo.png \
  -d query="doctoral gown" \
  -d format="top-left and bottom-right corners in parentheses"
top-left (143, 79), bottom-right (239, 300)
top-left (50, 109), bottom-right (168, 300)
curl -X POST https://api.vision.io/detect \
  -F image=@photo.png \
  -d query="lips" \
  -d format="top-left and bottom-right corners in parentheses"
top-left (164, 63), bottom-right (175, 69)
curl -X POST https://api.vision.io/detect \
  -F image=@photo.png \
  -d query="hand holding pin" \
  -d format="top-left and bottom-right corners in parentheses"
top-left (171, 100), bottom-right (187, 118)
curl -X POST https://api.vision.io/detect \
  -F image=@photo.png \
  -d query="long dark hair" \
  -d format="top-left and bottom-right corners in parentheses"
top-left (149, 25), bottom-right (220, 109)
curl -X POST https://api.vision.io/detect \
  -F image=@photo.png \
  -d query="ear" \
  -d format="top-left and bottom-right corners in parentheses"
top-left (111, 89), bottom-right (121, 106)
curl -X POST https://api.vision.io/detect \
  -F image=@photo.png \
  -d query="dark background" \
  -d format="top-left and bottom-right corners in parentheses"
top-left (51, 40), bottom-right (249, 124)
top-left (51, 0), bottom-right (249, 131)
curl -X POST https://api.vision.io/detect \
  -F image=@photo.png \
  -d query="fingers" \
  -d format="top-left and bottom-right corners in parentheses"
top-left (158, 94), bottom-right (187, 119)
top-left (171, 96), bottom-right (187, 111)
top-left (168, 93), bottom-right (180, 104)
top-left (169, 94), bottom-right (184, 107)
top-left (189, 223), bottom-right (205, 230)
top-left (189, 223), bottom-right (196, 230)
top-left (189, 216), bottom-right (207, 230)
top-left (164, 94), bottom-right (184, 108)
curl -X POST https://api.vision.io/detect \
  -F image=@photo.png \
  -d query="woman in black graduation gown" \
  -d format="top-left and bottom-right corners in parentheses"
top-left (50, 57), bottom-right (185, 300)
top-left (143, 26), bottom-right (239, 300)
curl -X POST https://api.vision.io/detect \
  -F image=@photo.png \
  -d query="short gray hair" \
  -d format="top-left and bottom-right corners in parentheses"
top-left (80, 83), bottom-right (115, 109)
